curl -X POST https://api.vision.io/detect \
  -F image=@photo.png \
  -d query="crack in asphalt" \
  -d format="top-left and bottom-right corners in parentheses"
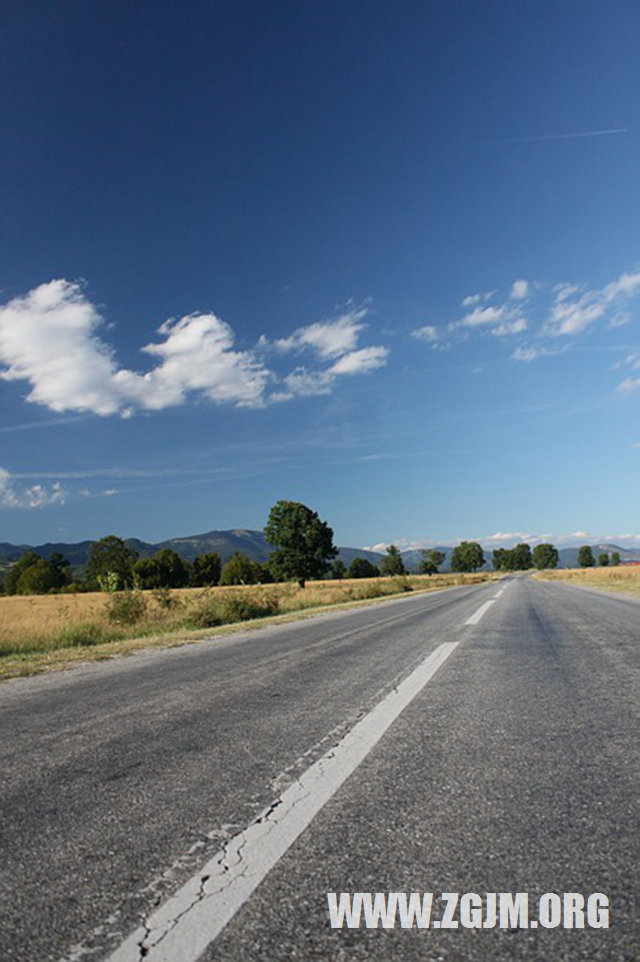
top-left (135, 796), bottom-right (288, 955)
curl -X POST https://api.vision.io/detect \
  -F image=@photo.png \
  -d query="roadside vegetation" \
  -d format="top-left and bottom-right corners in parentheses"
top-left (533, 565), bottom-right (640, 597)
top-left (0, 571), bottom-right (495, 678)
top-left (5, 495), bottom-right (631, 679)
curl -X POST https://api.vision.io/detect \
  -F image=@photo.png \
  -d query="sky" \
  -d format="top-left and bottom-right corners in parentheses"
top-left (1, 0), bottom-right (639, 551)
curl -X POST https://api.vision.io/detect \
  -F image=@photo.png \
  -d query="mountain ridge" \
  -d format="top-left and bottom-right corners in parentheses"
top-left (1, 530), bottom-right (639, 572)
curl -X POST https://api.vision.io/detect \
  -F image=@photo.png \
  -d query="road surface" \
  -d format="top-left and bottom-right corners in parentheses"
top-left (0, 575), bottom-right (638, 960)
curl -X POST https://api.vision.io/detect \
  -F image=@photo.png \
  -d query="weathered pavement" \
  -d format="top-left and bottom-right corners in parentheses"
top-left (0, 576), bottom-right (637, 960)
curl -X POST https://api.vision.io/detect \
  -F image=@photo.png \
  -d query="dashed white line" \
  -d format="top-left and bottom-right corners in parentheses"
top-left (465, 599), bottom-right (496, 626)
top-left (100, 642), bottom-right (459, 962)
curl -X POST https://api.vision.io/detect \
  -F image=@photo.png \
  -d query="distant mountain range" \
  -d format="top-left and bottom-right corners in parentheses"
top-left (0, 529), bottom-right (384, 570)
top-left (1, 530), bottom-right (639, 572)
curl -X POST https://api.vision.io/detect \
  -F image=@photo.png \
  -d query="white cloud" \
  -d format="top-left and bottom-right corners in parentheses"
top-left (485, 531), bottom-right (532, 542)
top-left (271, 346), bottom-right (388, 402)
top-left (0, 282), bottom-right (387, 416)
top-left (271, 368), bottom-right (334, 402)
top-left (608, 312), bottom-right (631, 329)
top-left (544, 269), bottom-right (640, 336)
top-left (617, 376), bottom-right (640, 394)
top-left (510, 279), bottom-right (529, 300)
top-left (271, 307), bottom-right (368, 359)
top-left (459, 304), bottom-right (505, 327)
top-left (329, 346), bottom-right (388, 375)
top-left (511, 344), bottom-right (566, 362)
top-left (0, 467), bottom-right (68, 509)
top-left (461, 290), bottom-right (496, 308)
top-left (411, 325), bottom-right (439, 342)
top-left (492, 318), bottom-right (527, 336)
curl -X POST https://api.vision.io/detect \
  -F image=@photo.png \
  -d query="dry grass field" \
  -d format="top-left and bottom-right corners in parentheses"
top-left (533, 565), bottom-right (640, 597)
top-left (0, 571), bottom-right (494, 678)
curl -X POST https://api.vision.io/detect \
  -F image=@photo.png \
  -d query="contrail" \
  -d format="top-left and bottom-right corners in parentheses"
top-left (506, 127), bottom-right (628, 143)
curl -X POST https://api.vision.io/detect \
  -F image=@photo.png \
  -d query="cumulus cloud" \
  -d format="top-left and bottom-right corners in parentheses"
top-left (461, 290), bottom-right (496, 308)
top-left (617, 376), bottom-right (640, 394)
top-left (613, 351), bottom-right (640, 393)
top-left (492, 318), bottom-right (527, 336)
top-left (458, 304), bottom-right (505, 328)
top-left (544, 269), bottom-right (640, 336)
top-left (411, 325), bottom-right (439, 342)
top-left (329, 346), bottom-right (388, 375)
top-left (271, 346), bottom-right (388, 402)
top-left (0, 467), bottom-right (68, 508)
top-left (0, 282), bottom-right (387, 416)
top-left (485, 531), bottom-right (532, 542)
top-left (270, 307), bottom-right (368, 358)
top-left (510, 279), bottom-right (529, 300)
top-left (511, 345), bottom-right (566, 362)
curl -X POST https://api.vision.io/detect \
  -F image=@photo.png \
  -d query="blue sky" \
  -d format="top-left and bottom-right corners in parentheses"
top-left (1, 0), bottom-right (639, 550)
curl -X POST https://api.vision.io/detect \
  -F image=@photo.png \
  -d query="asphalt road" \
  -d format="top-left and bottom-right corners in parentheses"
top-left (0, 575), bottom-right (638, 961)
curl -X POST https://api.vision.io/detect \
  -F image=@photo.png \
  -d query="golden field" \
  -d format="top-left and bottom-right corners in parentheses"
top-left (0, 571), bottom-right (494, 678)
top-left (533, 564), bottom-right (640, 597)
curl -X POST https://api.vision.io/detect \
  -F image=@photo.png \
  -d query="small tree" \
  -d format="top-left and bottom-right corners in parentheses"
top-left (348, 557), bottom-right (380, 579)
top-left (4, 552), bottom-right (44, 595)
top-left (220, 552), bottom-right (259, 585)
top-left (418, 549), bottom-right (445, 575)
top-left (578, 545), bottom-right (595, 568)
top-left (492, 548), bottom-right (508, 571)
top-left (611, 551), bottom-right (621, 566)
top-left (191, 552), bottom-right (222, 587)
top-left (16, 559), bottom-right (60, 595)
top-left (598, 553), bottom-right (610, 567)
top-left (86, 536), bottom-right (138, 590)
top-left (450, 541), bottom-right (485, 572)
top-left (380, 545), bottom-right (406, 577)
top-left (264, 500), bottom-right (337, 588)
top-left (532, 543), bottom-right (559, 570)
top-left (330, 559), bottom-right (347, 580)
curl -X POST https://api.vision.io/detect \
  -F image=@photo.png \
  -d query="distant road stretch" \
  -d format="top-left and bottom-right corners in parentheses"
top-left (1, 575), bottom-right (638, 961)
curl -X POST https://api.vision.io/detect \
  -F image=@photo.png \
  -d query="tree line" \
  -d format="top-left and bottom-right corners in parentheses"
top-left (0, 497), bottom-right (625, 595)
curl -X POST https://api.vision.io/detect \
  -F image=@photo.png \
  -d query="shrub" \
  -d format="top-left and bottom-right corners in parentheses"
top-left (151, 586), bottom-right (179, 610)
top-left (58, 622), bottom-right (110, 647)
top-left (105, 590), bottom-right (147, 625)
top-left (182, 589), bottom-right (280, 629)
top-left (391, 575), bottom-right (413, 592)
top-left (216, 592), bottom-right (279, 624)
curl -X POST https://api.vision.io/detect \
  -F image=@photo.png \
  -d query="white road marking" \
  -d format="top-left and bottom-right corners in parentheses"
top-left (465, 599), bottom-right (496, 625)
top-left (102, 642), bottom-right (459, 962)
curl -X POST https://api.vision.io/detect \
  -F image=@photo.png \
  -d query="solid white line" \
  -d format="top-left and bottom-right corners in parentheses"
top-left (465, 599), bottom-right (496, 625)
top-left (103, 642), bottom-right (459, 962)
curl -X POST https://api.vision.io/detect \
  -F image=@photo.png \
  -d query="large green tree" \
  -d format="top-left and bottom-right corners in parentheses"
top-left (85, 536), bottom-right (139, 590)
top-left (450, 541), bottom-right (485, 572)
top-left (3, 552), bottom-right (44, 595)
top-left (379, 544), bottom-right (406, 577)
top-left (511, 543), bottom-right (533, 570)
top-left (264, 500), bottom-right (337, 588)
top-left (532, 543), bottom-right (559, 570)
top-left (611, 551), bottom-right (621, 566)
top-left (4, 551), bottom-right (71, 595)
top-left (418, 549), bottom-right (446, 575)
top-left (577, 545), bottom-right (595, 568)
